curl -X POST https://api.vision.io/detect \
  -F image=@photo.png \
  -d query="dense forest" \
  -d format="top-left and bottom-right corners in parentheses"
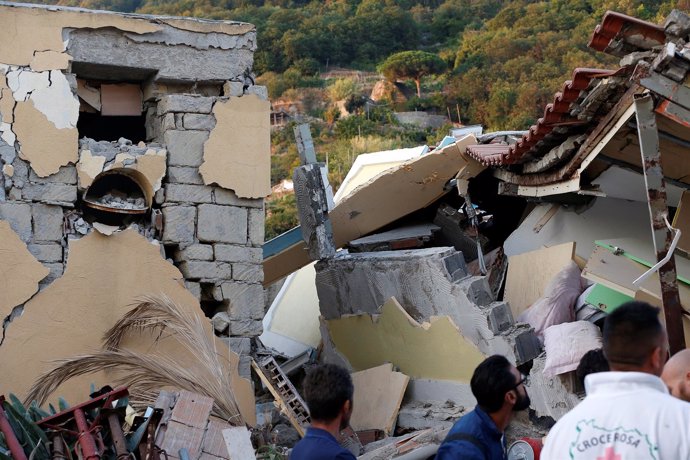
top-left (21, 0), bottom-right (685, 236)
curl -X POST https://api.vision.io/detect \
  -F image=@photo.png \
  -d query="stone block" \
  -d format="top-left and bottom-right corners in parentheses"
top-left (0, 202), bottom-right (32, 242)
top-left (161, 113), bottom-right (176, 131)
top-left (32, 204), bottom-right (64, 242)
top-left (8, 187), bottom-right (21, 200)
top-left (232, 263), bottom-right (263, 283)
top-left (184, 280), bottom-right (201, 300)
top-left (174, 244), bottom-right (213, 261)
top-left (162, 206), bottom-right (196, 244)
top-left (158, 95), bottom-right (215, 115)
top-left (167, 166), bottom-right (204, 185)
top-left (513, 326), bottom-right (543, 365)
top-left (228, 319), bottom-right (262, 337)
top-left (220, 281), bottom-right (264, 320)
top-left (214, 244), bottom-right (262, 264)
top-left (223, 81), bottom-right (244, 97)
top-left (164, 130), bottom-right (208, 167)
top-left (154, 187), bottom-right (165, 205)
top-left (245, 85), bottom-right (268, 100)
top-left (166, 184), bottom-right (214, 203)
top-left (458, 276), bottom-right (493, 306)
top-left (238, 355), bottom-right (252, 379)
top-left (22, 183), bottom-right (77, 204)
top-left (223, 337), bottom-right (252, 355)
top-left (248, 208), bottom-right (265, 246)
top-left (197, 204), bottom-right (247, 244)
top-left (212, 311), bottom-right (230, 334)
top-left (213, 187), bottom-right (263, 208)
top-left (27, 244), bottom-right (63, 263)
top-left (178, 261), bottom-right (232, 280)
top-left (485, 302), bottom-right (514, 334)
top-left (183, 113), bottom-right (216, 131)
top-left (10, 158), bottom-right (28, 182)
top-left (29, 165), bottom-right (77, 184)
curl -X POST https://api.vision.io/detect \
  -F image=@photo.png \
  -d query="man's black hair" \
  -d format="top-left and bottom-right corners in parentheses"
top-left (302, 364), bottom-right (354, 422)
top-left (576, 348), bottom-right (610, 387)
top-left (470, 355), bottom-right (518, 413)
top-left (603, 301), bottom-right (664, 367)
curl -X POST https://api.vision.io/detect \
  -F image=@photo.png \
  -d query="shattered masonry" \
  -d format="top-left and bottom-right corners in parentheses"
top-left (0, 1), bottom-right (269, 402)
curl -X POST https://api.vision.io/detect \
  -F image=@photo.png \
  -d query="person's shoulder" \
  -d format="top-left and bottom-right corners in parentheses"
top-left (436, 439), bottom-right (485, 460)
top-left (335, 450), bottom-right (357, 460)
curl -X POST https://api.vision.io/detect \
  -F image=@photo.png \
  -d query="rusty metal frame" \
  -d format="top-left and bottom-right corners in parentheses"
top-left (634, 93), bottom-right (686, 354)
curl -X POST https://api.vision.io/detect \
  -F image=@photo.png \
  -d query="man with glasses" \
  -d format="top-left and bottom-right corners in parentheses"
top-left (435, 354), bottom-right (531, 459)
top-left (542, 301), bottom-right (690, 459)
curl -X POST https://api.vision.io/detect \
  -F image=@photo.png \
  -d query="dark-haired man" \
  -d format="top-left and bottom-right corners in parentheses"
top-left (575, 348), bottom-right (609, 390)
top-left (542, 301), bottom-right (690, 459)
top-left (435, 354), bottom-right (530, 459)
top-left (290, 364), bottom-right (356, 460)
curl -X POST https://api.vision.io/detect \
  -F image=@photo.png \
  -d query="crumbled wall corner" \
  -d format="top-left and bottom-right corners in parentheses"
top-left (199, 94), bottom-right (270, 199)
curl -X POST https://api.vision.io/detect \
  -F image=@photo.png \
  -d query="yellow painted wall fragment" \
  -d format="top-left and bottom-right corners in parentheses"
top-left (0, 221), bottom-right (49, 319)
top-left (0, 229), bottom-right (256, 425)
top-left (30, 51), bottom-right (71, 72)
top-left (14, 101), bottom-right (78, 177)
top-left (326, 297), bottom-right (485, 382)
top-left (200, 95), bottom-right (271, 198)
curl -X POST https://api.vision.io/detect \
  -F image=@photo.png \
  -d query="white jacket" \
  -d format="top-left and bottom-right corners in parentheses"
top-left (541, 371), bottom-right (690, 460)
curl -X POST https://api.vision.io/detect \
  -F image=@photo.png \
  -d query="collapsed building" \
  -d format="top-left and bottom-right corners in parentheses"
top-left (3, 1), bottom-right (690, 459)
top-left (260, 8), bottom-right (690, 456)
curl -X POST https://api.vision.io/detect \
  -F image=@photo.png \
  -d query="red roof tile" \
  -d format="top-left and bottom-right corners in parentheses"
top-left (466, 68), bottom-right (615, 166)
top-left (589, 11), bottom-right (666, 56)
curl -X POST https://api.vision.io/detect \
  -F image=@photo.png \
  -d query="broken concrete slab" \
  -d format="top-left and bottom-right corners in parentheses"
top-left (0, 220), bottom-right (49, 319)
top-left (325, 297), bottom-right (485, 381)
top-left (264, 135), bottom-right (480, 285)
top-left (0, 229), bottom-right (255, 425)
top-left (315, 247), bottom-right (540, 365)
top-left (350, 364), bottom-right (409, 436)
top-left (199, 95), bottom-right (270, 199)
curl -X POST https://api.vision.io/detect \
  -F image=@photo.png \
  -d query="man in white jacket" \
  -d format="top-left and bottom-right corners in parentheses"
top-left (542, 301), bottom-right (690, 460)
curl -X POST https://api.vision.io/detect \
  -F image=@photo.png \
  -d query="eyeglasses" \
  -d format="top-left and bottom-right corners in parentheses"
top-left (511, 374), bottom-right (529, 389)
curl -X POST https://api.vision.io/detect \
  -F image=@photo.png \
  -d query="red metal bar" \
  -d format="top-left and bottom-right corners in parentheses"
top-left (0, 397), bottom-right (28, 460)
top-left (74, 408), bottom-right (100, 460)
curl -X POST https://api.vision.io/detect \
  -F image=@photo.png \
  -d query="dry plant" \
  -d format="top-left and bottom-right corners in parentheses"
top-left (25, 295), bottom-right (244, 425)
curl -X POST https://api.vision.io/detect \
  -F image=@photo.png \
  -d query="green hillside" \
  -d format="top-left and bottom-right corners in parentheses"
top-left (20, 0), bottom-right (683, 236)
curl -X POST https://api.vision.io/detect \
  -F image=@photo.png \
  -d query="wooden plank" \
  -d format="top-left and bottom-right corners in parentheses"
top-left (350, 364), bottom-right (409, 436)
top-left (264, 136), bottom-right (482, 285)
top-left (504, 242), bottom-right (576, 317)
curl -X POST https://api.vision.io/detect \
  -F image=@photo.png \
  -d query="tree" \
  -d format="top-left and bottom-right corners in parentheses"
top-left (378, 50), bottom-right (446, 97)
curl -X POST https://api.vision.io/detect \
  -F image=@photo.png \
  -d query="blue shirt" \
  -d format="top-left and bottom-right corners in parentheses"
top-left (435, 407), bottom-right (507, 460)
top-left (290, 427), bottom-right (357, 460)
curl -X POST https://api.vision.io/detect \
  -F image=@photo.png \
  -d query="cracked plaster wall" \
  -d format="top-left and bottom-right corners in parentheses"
top-left (0, 2), bottom-right (270, 390)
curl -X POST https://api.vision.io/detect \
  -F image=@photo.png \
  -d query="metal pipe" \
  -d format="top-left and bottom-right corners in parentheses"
top-left (105, 412), bottom-right (128, 459)
top-left (0, 399), bottom-right (28, 460)
top-left (74, 408), bottom-right (100, 460)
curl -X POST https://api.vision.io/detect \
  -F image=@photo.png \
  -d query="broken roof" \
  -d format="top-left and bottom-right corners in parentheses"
top-left (466, 9), bottom-right (690, 197)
